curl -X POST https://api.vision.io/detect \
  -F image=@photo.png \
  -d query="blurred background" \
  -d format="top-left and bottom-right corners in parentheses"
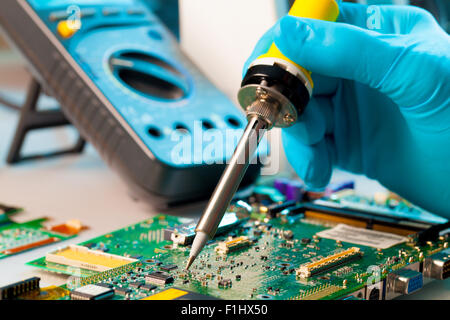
top-left (1, 0), bottom-right (448, 113)
top-left (1, 0), bottom-right (448, 91)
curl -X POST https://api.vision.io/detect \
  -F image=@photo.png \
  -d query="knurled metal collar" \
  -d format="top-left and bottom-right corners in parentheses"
top-left (246, 99), bottom-right (280, 129)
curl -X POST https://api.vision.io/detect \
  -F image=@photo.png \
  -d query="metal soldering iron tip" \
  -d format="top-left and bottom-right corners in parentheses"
top-left (185, 256), bottom-right (195, 270)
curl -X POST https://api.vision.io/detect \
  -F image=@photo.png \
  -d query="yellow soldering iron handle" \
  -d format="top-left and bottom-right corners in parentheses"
top-left (257, 0), bottom-right (340, 89)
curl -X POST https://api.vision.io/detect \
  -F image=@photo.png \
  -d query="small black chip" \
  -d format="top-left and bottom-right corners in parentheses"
top-left (160, 264), bottom-right (178, 271)
top-left (129, 282), bottom-right (143, 289)
top-left (140, 284), bottom-right (157, 291)
top-left (115, 287), bottom-right (131, 296)
top-left (282, 230), bottom-right (294, 240)
top-left (218, 279), bottom-right (232, 288)
top-left (145, 271), bottom-right (174, 285)
top-left (301, 238), bottom-right (311, 245)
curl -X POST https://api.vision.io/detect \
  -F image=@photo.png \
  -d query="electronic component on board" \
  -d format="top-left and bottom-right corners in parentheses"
top-left (423, 248), bottom-right (450, 280)
top-left (414, 221), bottom-right (450, 245)
top-left (215, 236), bottom-right (251, 255)
top-left (218, 279), bottom-right (232, 289)
top-left (296, 247), bottom-right (362, 278)
top-left (141, 288), bottom-right (219, 300)
top-left (114, 287), bottom-right (132, 297)
top-left (141, 284), bottom-right (157, 292)
top-left (315, 190), bottom-right (447, 227)
top-left (281, 230), bottom-right (294, 240)
top-left (129, 282), bottom-right (144, 289)
top-left (387, 269), bottom-right (423, 295)
top-left (160, 264), bottom-right (178, 271)
top-left (300, 201), bottom-right (435, 237)
top-left (145, 271), bottom-right (174, 286)
top-left (301, 238), bottom-right (311, 245)
top-left (70, 284), bottom-right (114, 300)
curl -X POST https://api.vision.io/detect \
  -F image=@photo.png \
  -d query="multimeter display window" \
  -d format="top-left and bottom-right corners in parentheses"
top-left (28, 0), bottom-right (136, 10)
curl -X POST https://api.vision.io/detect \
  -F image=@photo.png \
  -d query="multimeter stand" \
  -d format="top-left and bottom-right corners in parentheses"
top-left (6, 77), bottom-right (86, 164)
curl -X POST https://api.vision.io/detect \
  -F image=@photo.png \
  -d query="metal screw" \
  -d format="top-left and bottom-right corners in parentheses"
top-left (256, 87), bottom-right (268, 98)
top-left (284, 113), bottom-right (295, 125)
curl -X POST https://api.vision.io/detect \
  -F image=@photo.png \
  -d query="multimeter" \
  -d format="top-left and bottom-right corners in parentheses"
top-left (0, 0), bottom-right (265, 207)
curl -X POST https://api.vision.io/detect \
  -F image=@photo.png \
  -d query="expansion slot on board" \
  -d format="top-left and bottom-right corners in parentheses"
top-left (215, 236), bottom-right (251, 255)
top-left (46, 245), bottom-right (138, 272)
top-left (296, 247), bottom-right (362, 278)
top-left (301, 203), bottom-right (430, 237)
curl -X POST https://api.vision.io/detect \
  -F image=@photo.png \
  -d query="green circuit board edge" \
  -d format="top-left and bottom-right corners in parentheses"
top-left (26, 210), bottom-right (449, 300)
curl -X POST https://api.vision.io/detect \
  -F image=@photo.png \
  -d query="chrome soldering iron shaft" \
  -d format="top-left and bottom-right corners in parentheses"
top-left (195, 115), bottom-right (269, 238)
top-left (186, 98), bottom-right (280, 270)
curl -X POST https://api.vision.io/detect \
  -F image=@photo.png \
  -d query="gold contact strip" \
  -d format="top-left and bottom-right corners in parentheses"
top-left (46, 245), bottom-right (137, 272)
top-left (290, 284), bottom-right (341, 300)
top-left (297, 247), bottom-right (362, 278)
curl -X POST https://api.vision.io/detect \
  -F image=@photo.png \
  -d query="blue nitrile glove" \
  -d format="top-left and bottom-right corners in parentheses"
top-left (244, 3), bottom-right (450, 216)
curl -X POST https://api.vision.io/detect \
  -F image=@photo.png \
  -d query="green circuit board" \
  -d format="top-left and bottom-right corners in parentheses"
top-left (27, 216), bottom-right (179, 278)
top-left (0, 217), bottom-right (77, 259)
top-left (26, 210), bottom-right (449, 300)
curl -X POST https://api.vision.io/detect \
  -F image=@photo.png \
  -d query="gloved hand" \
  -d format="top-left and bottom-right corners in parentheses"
top-left (244, 3), bottom-right (450, 216)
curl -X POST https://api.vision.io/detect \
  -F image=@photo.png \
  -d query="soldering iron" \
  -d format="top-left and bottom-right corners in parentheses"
top-left (187, 0), bottom-right (340, 270)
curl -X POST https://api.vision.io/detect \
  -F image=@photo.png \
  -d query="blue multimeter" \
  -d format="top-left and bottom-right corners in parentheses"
top-left (0, 0), bottom-right (266, 207)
